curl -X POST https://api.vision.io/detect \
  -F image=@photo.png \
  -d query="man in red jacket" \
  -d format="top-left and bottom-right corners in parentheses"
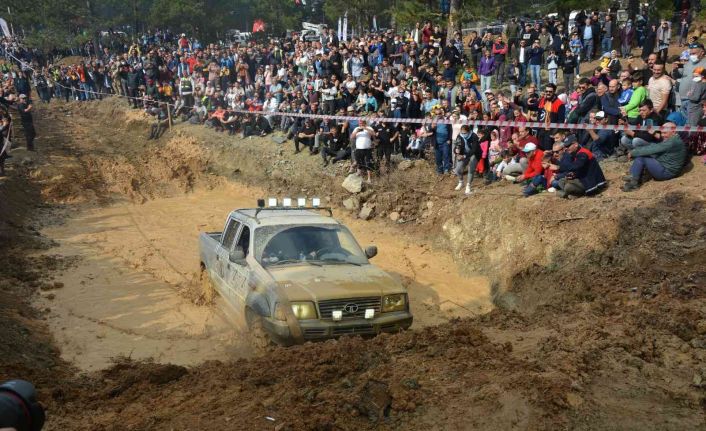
top-left (516, 142), bottom-right (544, 183)
top-left (515, 142), bottom-right (546, 196)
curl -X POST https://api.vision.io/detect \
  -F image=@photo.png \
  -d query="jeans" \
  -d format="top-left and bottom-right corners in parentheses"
top-left (548, 69), bottom-right (557, 85)
top-left (523, 175), bottom-right (546, 196)
top-left (630, 156), bottom-right (676, 181)
top-left (563, 72), bottom-right (574, 93)
top-left (454, 155), bottom-right (478, 185)
top-left (480, 75), bottom-right (492, 94)
top-left (519, 63), bottom-right (528, 86)
top-left (530, 64), bottom-right (541, 88)
top-left (583, 39), bottom-right (593, 61)
top-left (601, 37), bottom-right (612, 54)
top-left (434, 140), bottom-right (452, 173)
top-left (620, 135), bottom-right (650, 150)
top-left (494, 60), bottom-right (505, 86)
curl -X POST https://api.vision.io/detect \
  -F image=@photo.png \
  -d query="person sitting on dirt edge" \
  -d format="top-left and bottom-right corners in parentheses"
top-left (555, 134), bottom-right (607, 198)
top-left (622, 122), bottom-right (688, 192)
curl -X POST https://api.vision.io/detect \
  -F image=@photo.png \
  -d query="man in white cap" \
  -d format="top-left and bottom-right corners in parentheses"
top-left (514, 142), bottom-right (544, 184)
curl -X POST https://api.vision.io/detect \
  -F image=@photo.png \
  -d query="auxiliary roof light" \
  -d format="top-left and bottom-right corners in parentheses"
top-left (282, 198), bottom-right (292, 207)
top-left (267, 198), bottom-right (278, 207)
top-left (312, 198), bottom-right (321, 207)
top-left (297, 197), bottom-right (307, 207)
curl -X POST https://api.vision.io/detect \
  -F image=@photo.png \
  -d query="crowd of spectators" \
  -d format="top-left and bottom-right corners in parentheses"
top-left (1, 5), bottom-right (705, 194)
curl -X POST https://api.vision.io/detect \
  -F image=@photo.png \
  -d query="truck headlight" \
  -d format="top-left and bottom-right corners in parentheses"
top-left (382, 294), bottom-right (407, 312)
top-left (290, 302), bottom-right (317, 320)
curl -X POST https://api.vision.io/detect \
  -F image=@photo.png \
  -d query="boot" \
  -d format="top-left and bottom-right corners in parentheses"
top-left (622, 178), bottom-right (640, 192)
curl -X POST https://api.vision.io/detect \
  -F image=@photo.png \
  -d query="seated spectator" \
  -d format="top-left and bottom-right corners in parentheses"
top-left (513, 142), bottom-right (544, 196)
top-left (617, 99), bottom-right (663, 156)
top-left (585, 111), bottom-right (618, 159)
top-left (555, 134), bottom-right (607, 198)
top-left (622, 122), bottom-right (688, 191)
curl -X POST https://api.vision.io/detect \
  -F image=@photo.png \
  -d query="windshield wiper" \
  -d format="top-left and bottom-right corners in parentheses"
top-left (315, 258), bottom-right (361, 266)
top-left (268, 259), bottom-right (321, 267)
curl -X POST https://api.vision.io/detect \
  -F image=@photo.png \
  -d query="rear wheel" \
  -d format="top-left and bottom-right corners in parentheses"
top-left (199, 266), bottom-right (216, 305)
top-left (246, 308), bottom-right (272, 351)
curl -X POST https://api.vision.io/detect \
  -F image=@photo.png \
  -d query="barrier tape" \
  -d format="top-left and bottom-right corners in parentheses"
top-left (5, 51), bottom-right (706, 134)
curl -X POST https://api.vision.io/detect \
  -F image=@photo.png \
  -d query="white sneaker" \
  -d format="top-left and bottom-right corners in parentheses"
top-left (454, 181), bottom-right (463, 191)
top-left (465, 184), bottom-right (472, 195)
top-left (547, 187), bottom-right (556, 193)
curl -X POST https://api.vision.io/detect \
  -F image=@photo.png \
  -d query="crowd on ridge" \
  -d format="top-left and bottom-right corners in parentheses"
top-left (1, 5), bottom-right (705, 196)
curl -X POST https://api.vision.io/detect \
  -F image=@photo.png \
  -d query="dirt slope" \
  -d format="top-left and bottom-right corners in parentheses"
top-left (0, 97), bottom-right (705, 430)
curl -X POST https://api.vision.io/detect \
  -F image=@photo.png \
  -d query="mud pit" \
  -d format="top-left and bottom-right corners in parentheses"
top-left (38, 180), bottom-right (491, 370)
top-left (3, 99), bottom-right (705, 430)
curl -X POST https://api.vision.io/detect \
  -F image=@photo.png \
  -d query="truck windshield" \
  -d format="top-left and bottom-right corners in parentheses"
top-left (256, 224), bottom-right (369, 267)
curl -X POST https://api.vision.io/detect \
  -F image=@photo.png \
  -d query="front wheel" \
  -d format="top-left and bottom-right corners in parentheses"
top-left (246, 308), bottom-right (272, 351)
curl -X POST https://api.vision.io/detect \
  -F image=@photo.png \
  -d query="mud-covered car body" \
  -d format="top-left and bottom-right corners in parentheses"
top-left (198, 207), bottom-right (412, 345)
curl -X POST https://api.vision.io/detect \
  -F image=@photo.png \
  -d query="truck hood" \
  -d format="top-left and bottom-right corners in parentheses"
top-left (266, 264), bottom-right (403, 302)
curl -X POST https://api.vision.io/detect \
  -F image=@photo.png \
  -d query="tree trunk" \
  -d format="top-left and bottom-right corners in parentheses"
top-left (446, 0), bottom-right (462, 43)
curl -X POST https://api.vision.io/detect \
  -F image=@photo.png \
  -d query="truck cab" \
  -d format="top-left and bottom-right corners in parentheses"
top-left (198, 203), bottom-right (413, 347)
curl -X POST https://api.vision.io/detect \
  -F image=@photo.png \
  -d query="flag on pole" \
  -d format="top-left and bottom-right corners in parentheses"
top-left (342, 12), bottom-right (348, 41)
top-left (373, 15), bottom-right (377, 32)
top-left (338, 17), bottom-right (342, 40)
top-left (252, 19), bottom-right (265, 33)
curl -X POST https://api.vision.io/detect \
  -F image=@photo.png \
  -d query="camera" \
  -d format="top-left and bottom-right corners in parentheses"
top-left (0, 380), bottom-right (45, 431)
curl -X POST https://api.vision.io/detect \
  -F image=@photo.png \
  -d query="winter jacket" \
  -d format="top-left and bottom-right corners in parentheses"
top-left (478, 56), bottom-right (495, 76)
top-left (624, 85), bottom-right (648, 119)
top-left (631, 135), bottom-right (687, 177)
top-left (454, 132), bottom-right (481, 159)
top-left (523, 149), bottom-right (545, 179)
top-left (558, 147), bottom-right (606, 194)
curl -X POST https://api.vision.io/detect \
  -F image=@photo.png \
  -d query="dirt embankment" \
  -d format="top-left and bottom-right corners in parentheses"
top-left (1, 97), bottom-right (705, 430)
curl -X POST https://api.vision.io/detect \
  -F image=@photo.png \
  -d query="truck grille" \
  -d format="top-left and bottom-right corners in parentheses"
top-left (318, 297), bottom-right (381, 320)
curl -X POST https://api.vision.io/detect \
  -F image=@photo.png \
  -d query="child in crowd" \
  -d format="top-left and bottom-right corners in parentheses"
top-left (493, 151), bottom-right (512, 182)
top-left (618, 77), bottom-right (633, 106)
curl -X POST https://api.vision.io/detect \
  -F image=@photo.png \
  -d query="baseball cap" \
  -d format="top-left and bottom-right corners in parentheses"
top-left (19, 94), bottom-right (26, 99)
top-left (562, 134), bottom-right (578, 148)
top-left (522, 142), bottom-right (537, 153)
top-left (595, 111), bottom-right (606, 120)
top-left (346, 106), bottom-right (354, 112)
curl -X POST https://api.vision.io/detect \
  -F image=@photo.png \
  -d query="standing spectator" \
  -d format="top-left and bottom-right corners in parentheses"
top-left (453, 125), bottom-right (481, 195)
top-left (601, 15), bottom-right (615, 55)
top-left (528, 40), bottom-right (545, 90)
top-left (656, 20), bottom-right (672, 64)
top-left (492, 36), bottom-right (508, 87)
top-left (569, 33), bottom-right (583, 75)
top-left (546, 50), bottom-right (559, 86)
top-left (16, 94), bottom-right (36, 151)
top-left (686, 67), bottom-right (706, 126)
top-left (351, 119), bottom-right (376, 183)
top-left (468, 31), bottom-right (483, 70)
top-left (479, 50), bottom-right (495, 95)
top-left (506, 18), bottom-right (520, 57)
top-left (562, 49), bottom-right (577, 92)
top-left (678, 42), bottom-right (706, 118)
top-left (582, 18), bottom-right (596, 61)
top-left (432, 110), bottom-right (453, 174)
top-left (641, 23), bottom-right (657, 61)
top-left (620, 20), bottom-right (636, 58)
top-left (515, 40), bottom-right (529, 87)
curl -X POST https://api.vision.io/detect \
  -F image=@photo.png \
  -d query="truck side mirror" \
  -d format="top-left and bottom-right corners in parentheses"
top-left (365, 245), bottom-right (378, 259)
top-left (230, 247), bottom-right (246, 263)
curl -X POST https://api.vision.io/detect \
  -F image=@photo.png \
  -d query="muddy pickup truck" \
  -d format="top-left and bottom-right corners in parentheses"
top-left (198, 204), bottom-right (413, 346)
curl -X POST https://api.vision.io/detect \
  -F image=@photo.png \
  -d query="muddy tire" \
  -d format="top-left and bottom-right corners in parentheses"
top-left (246, 309), bottom-right (272, 351)
top-left (199, 267), bottom-right (216, 305)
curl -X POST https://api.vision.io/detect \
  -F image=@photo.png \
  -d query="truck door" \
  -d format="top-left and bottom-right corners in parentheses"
top-left (224, 223), bottom-right (251, 303)
top-left (216, 218), bottom-right (241, 297)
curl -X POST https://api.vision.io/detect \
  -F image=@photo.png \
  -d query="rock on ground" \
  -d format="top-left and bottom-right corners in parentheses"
top-left (342, 174), bottom-right (363, 193)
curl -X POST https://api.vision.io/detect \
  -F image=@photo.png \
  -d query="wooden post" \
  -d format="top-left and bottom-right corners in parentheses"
top-left (167, 103), bottom-right (172, 130)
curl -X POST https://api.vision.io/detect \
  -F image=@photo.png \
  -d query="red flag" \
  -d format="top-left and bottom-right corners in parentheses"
top-left (252, 19), bottom-right (266, 33)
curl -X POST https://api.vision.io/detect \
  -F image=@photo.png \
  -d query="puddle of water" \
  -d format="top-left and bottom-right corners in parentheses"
top-left (40, 182), bottom-right (492, 370)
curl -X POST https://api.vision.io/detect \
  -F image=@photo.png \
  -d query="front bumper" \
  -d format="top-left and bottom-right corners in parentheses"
top-left (263, 311), bottom-right (413, 345)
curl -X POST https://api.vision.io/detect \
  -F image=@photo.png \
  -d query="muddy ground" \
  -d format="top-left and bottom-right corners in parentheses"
top-left (0, 96), bottom-right (705, 430)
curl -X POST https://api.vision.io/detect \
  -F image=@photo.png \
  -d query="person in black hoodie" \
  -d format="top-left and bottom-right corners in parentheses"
top-left (453, 125), bottom-right (483, 195)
